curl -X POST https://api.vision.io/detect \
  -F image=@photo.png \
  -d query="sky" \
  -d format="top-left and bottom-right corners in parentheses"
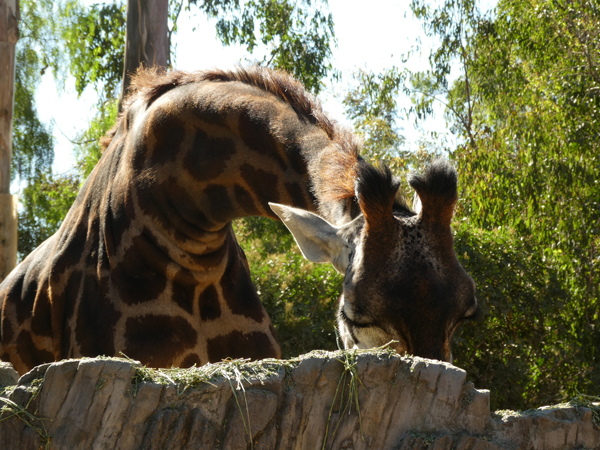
top-left (33, 0), bottom-right (469, 175)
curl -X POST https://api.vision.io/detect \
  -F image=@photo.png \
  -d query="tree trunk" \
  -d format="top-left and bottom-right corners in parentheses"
top-left (0, 0), bottom-right (19, 280)
top-left (119, 0), bottom-right (169, 111)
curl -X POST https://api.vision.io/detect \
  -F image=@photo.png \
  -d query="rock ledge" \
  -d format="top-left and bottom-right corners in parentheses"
top-left (0, 351), bottom-right (598, 449)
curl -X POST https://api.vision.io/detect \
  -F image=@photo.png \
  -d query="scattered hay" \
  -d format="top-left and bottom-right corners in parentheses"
top-left (494, 393), bottom-right (600, 427)
top-left (126, 355), bottom-right (297, 396)
top-left (322, 349), bottom-right (365, 449)
top-left (126, 345), bottom-right (398, 395)
top-left (0, 378), bottom-right (51, 449)
top-left (123, 344), bottom-right (400, 449)
top-left (566, 394), bottom-right (600, 426)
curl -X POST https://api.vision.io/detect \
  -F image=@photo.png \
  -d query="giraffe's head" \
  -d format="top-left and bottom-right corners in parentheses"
top-left (270, 159), bottom-right (478, 362)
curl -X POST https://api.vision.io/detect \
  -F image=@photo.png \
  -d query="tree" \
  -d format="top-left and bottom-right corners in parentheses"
top-left (120, 0), bottom-right (168, 108)
top-left (0, 0), bottom-right (20, 279)
top-left (201, 0), bottom-right (336, 93)
top-left (342, 67), bottom-right (445, 202)
top-left (10, 0), bottom-right (84, 262)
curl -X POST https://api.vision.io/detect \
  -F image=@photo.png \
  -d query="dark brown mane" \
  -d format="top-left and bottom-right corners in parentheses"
top-left (310, 132), bottom-right (361, 205)
top-left (100, 65), bottom-right (365, 213)
top-left (101, 65), bottom-right (342, 150)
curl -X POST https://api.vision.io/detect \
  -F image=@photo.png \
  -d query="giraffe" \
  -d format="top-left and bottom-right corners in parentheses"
top-left (0, 66), bottom-right (478, 375)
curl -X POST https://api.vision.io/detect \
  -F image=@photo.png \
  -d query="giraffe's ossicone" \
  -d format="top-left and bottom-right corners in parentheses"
top-left (0, 66), bottom-right (478, 375)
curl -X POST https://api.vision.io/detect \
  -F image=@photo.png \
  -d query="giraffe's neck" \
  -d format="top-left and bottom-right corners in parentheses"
top-left (0, 67), bottom-right (364, 374)
top-left (130, 81), bottom-right (332, 227)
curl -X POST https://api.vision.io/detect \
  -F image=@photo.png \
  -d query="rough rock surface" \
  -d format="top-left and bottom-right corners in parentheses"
top-left (0, 351), bottom-right (598, 449)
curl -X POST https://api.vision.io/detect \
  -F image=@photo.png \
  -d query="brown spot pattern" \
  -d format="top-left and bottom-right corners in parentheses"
top-left (166, 179), bottom-right (215, 231)
top-left (181, 353), bottom-right (202, 368)
top-left (8, 275), bottom-right (28, 325)
top-left (171, 268), bottom-right (197, 315)
top-left (198, 284), bottom-right (221, 321)
top-left (51, 217), bottom-right (88, 277)
top-left (207, 330), bottom-right (277, 362)
top-left (284, 181), bottom-right (309, 210)
top-left (240, 164), bottom-right (280, 207)
top-left (135, 182), bottom-right (172, 232)
top-left (149, 112), bottom-right (186, 166)
top-left (1, 315), bottom-right (13, 343)
top-left (204, 184), bottom-right (233, 224)
top-left (124, 315), bottom-right (198, 367)
top-left (131, 137), bottom-right (150, 173)
top-left (233, 184), bottom-right (260, 216)
top-left (113, 234), bottom-right (168, 305)
top-left (63, 271), bottom-right (83, 326)
top-left (238, 109), bottom-right (287, 170)
top-left (220, 239), bottom-right (265, 323)
top-left (186, 245), bottom-right (229, 270)
top-left (155, 177), bottom-right (217, 234)
top-left (184, 129), bottom-right (237, 181)
top-left (30, 280), bottom-right (52, 338)
top-left (105, 189), bottom-right (136, 257)
top-left (75, 274), bottom-right (121, 357)
top-left (16, 330), bottom-right (53, 369)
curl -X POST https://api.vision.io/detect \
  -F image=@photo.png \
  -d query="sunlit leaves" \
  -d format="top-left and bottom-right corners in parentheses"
top-left (193, 0), bottom-right (336, 93)
top-left (12, 42), bottom-right (54, 184)
top-left (60, 1), bottom-right (126, 99)
top-left (75, 98), bottom-right (119, 179)
top-left (17, 173), bottom-right (79, 260)
top-left (343, 69), bottom-right (405, 166)
top-left (453, 223), bottom-right (590, 409)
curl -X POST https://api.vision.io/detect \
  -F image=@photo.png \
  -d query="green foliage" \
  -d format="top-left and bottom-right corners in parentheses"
top-left (404, 0), bottom-right (483, 144)
top-left (406, 0), bottom-right (600, 258)
top-left (342, 68), bottom-right (444, 203)
top-left (59, 1), bottom-right (126, 99)
top-left (17, 173), bottom-right (79, 259)
top-left (12, 42), bottom-right (54, 185)
top-left (17, 0), bottom-right (65, 81)
top-left (452, 222), bottom-right (593, 410)
top-left (196, 0), bottom-right (336, 92)
top-left (75, 98), bottom-right (119, 179)
top-left (234, 217), bottom-right (341, 357)
top-left (12, 0), bottom-right (77, 261)
top-left (343, 69), bottom-right (405, 168)
top-left (454, 1), bottom-right (599, 249)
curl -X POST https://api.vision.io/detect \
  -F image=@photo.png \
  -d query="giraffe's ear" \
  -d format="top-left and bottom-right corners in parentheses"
top-left (269, 203), bottom-right (352, 274)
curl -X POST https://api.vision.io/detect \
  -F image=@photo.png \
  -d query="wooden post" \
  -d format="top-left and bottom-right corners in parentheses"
top-left (0, 0), bottom-right (19, 280)
top-left (119, 0), bottom-right (169, 111)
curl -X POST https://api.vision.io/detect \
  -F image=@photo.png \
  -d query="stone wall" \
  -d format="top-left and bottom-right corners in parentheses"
top-left (0, 351), bottom-right (598, 449)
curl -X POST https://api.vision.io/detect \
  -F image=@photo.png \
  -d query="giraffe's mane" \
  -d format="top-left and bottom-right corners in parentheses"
top-left (102, 65), bottom-right (348, 148)
top-left (100, 65), bottom-right (365, 204)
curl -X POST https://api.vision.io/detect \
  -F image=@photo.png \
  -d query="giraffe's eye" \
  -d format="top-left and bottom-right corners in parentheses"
top-left (462, 302), bottom-right (480, 321)
top-left (339, 306), bottom-right (373, 329)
